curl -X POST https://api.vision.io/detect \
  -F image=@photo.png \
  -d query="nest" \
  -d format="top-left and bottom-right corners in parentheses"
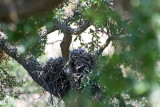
top-left (42, 49), bottom-right (95, 98)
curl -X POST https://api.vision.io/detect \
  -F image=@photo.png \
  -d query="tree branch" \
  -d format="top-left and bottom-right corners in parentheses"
top-left (0, 0), bottom-right (66, 23)
top-left (0, 31), bottom-right (48, 91)
top-left (53, 19), bottom-right (91, 35)
top-left (95, 35), bottom-right (117, 57)
top-left (53, 19), bottom-right (73, 62)
top-left (58, 24), bottom-right (74, 89)
top-left (53, 19), bottom-right (73, 34)
top-left (53, 19), bottom-right (91, 89)
top-left (53, 19), bottom-right (91, 60)
top-left (73, 20), bottom-right (91, 35)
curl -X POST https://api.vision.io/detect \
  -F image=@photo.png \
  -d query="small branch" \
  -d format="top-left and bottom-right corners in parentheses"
top-left (95, 35), bottom-right (117, 57)
top-left (73, 20), bottom-right (91, 35)
top-left (46, 40), bottom-right (62, 45)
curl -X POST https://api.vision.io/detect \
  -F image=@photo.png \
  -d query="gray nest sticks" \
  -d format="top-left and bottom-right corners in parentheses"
top-left (42, 49), bottom-right (95, 98)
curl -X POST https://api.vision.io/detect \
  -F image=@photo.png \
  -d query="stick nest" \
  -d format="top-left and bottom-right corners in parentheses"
top-left (42, 49), bottom-right (95, 98)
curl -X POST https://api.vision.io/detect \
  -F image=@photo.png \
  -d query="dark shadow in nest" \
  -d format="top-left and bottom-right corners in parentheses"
top-left (42, 49), bottom-right (95, 98)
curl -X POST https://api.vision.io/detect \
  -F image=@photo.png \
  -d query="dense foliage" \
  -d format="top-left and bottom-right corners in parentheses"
top-left (0, 51), bottom-right (22, 100)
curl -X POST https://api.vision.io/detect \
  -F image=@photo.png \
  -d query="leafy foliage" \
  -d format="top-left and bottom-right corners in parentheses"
top-left (0, 58), bottom-right (23, 100)
top-left (1, 11), bottom-right (56, 57)
top-left (1, 0), bottom-right (160, 106)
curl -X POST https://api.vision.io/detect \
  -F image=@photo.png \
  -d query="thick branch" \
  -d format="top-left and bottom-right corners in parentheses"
top-left (60, 30), bottom-right (74, 89)
top-left (54, 20), bottom-right (76, 89)
top-left (0, 31), bottom-right (48, 91)
top-left (53, 19), bottom-right (73, 62)
top-left (0, 0), bottom-right (66, 23)
top-left (60, 33), bottom-right (72, 62)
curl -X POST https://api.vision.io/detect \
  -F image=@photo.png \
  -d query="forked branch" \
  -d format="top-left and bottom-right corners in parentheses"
top-left (53, 19), bottom-right (91, 89)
